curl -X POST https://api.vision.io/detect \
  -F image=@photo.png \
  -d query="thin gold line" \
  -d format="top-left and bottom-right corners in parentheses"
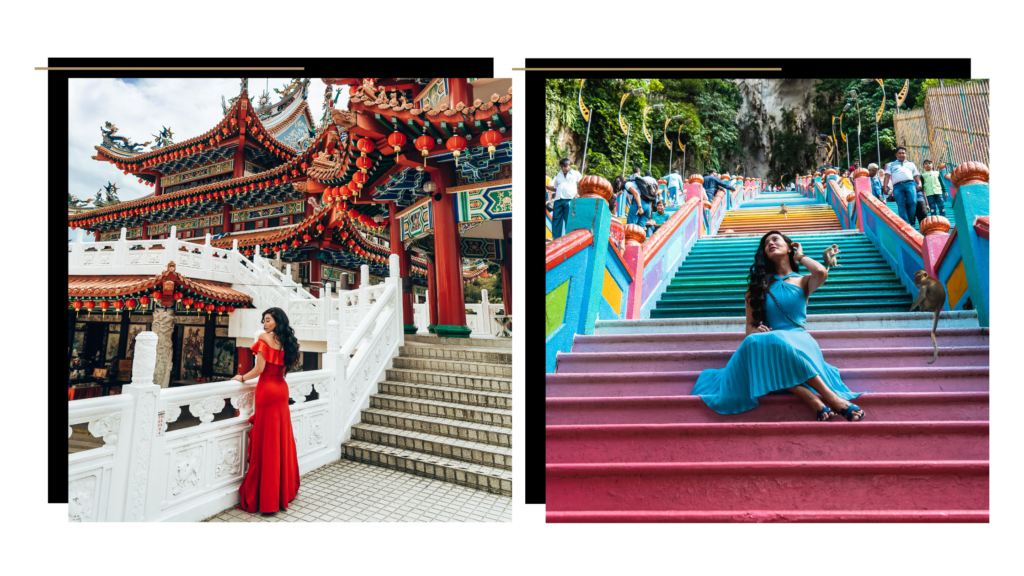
top-left (36, 67), bottom-right (304, 71)
top-left (512, 67), bottom-right (783, 71)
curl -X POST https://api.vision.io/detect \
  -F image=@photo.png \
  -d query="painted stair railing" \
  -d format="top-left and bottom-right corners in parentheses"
top-left (68, 256), bottom-right (404, 522)
top-left (547, 311), bottom-right (989, 523)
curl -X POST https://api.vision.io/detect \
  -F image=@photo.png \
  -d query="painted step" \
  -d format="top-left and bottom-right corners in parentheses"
top-left (391, 356), bottom-right (512, 378)
top-left (399, 345), bottom-right (511, 365)
top-left (545, 461), bottom-right (989, 512)
top-left (662, 284), bottom-right (908, 299)
top-left (675, 262), bottom-right (896, 275)
top-left (404, 334), bottom-right (512, 349)
top-left (668, 272), bottom-right (904, 289)
top-left (350, 423), bottom-right (512, 469)
top-left (570, 329), bottom-right (989, 353)
top-left (385, 367), bottom-right (511, 393)
top-left (650, 300), bottom-right (917, 318)
top-left (361, 407), bottom-right (511, 447)
top-left (556, 347), bottom-right (989, 373)
top-left (545, 367), bottom-right (990, 397)
top-left (545, 392), bottom-right (990, 424)
top-left (546, 421), bottom-right (989, 463)
top-left (341, 439), bottom-right (511, 496)
top-left (369, 393), bottom-right (512, 427)
top-left (547, 509), bottom-right (988, 523)
top-left (656, 293), bottom-right (913, 310)
top-left (377, 381), bottom-right (512, 409)
top-left (682, 250), bottom-right (884, 264)
top-left (595, 311), bottom-right (980, 334)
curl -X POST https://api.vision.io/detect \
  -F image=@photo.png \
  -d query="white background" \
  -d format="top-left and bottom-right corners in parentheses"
top-left (5, 1), bottom-right (1020, 574)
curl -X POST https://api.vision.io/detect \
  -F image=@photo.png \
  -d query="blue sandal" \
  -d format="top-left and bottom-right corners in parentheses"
top-left (839, 403), bottom-right (865, 421)
top-left (816, 405), bottom-right (835, 421)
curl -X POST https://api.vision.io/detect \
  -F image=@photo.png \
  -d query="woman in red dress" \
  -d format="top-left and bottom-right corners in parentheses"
top-left (231, 307), bottom-right (301, 513)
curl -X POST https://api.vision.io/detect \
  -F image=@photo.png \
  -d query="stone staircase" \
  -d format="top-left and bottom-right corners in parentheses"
top-left (652, 230), bottom-right (915, 318)
top-left (546, 316), bottom-right (989, 522)
top-left (341, 334), bottom-right (512, 496)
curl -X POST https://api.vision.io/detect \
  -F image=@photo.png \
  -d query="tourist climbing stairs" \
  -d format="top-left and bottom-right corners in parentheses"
top-left (885, 199), bottom-right (956, 230)
top-left (342, 334), bottom-right (512, 496)
top-left (546, 192), bottom-right (988, 522)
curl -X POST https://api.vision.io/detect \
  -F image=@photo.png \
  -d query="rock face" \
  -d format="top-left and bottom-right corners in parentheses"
top-left (730, 79), bottom-right (820, 176)
top-left (152, 309), bottom-right (174, 388)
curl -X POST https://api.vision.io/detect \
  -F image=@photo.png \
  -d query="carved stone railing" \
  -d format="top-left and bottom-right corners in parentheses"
top-left (69, 256), bottom-right (406, 522)
top-left (410, 289), bottom-right (507, 336)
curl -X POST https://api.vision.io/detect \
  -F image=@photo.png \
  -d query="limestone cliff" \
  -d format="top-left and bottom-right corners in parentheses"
top-left (729, 78), bottom-right (821, 177)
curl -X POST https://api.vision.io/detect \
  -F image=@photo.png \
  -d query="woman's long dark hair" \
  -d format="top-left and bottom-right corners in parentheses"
top-left (747, 230), bottom-right (801, 327)
top-left (262, 307), bottom-right (301, 367)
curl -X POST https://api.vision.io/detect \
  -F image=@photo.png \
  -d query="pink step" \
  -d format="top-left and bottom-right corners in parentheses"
top-left (546, 392), bottom-right (990, 424)
top-left (572, 328), bottom-right (989, 353)
top-left (546, 422), bottom-right (989, 463)
top-left (546, 461), bottom-right (989, 512)
top-left (547, 509), bottom-right (989, 523)
top-left (545, 367), bottom-right (989, 397)
top-left (555, 346), bottom-right (989, 373)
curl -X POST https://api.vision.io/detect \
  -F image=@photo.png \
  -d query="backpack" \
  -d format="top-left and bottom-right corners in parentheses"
top-left (633, 176), bottom-right (658, 204)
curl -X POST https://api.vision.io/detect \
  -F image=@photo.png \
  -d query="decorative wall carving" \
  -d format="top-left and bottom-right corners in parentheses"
top-left (68, 475), bottom-right (98, 522)
top-left (189, 396), bottom-right (226, 424)
top-left (230, 390), bottom-right (255, 417)
top-left (171, 446), bottom-right (203, 496)
top-left (88, 413), bottom-right (121, 446)
top-left (216, 438), bottom-right (241, 478)
top-left (152, 310), bottom-right (175, 388)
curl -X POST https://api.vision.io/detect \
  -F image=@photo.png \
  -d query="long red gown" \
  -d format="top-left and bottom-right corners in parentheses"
top-left (236, 339), bottom-right (300, 513)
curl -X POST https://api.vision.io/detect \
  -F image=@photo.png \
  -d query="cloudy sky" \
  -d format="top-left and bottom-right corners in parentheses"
top-left (67, 77), bottom-right (340, 242)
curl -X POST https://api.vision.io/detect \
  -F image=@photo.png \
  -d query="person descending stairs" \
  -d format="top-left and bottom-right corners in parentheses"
top-left (546, 186), bottom-right (988, 522)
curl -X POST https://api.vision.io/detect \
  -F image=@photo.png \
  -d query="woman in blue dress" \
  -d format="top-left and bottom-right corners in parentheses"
top-left (692, 230), bottom-right (866, 421)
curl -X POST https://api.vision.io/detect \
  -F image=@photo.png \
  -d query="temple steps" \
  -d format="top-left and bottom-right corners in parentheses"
top-left (343, 335), bottom-right (512, 495)
top-left (547, 509), bottom-right (989, 523)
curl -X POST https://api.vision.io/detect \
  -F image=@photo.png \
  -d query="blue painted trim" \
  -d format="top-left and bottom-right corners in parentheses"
top-left (545, 245), bottom-right (592, 374)
top-left (935, 237), bottom-right (965, 310)
top-left (600, 241), bottom-right (632, 320)
top-left (953, 183), bottom-right (989, 326)
top-left (638, 206), bottom-right (700, 319)
top-left (860, 200), bottom-right (922, 298)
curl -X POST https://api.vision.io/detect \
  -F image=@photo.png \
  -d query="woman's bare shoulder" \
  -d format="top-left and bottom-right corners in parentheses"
top-left (257, 332), bottom-right (283, 349)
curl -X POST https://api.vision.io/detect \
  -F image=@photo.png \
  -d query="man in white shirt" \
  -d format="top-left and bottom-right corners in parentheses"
top-left (545, 158), bottom-right (583, 239)
top-left (664, 170), bottom-right (684, 206)
top-left (882, 146), bottom-right (924, 225)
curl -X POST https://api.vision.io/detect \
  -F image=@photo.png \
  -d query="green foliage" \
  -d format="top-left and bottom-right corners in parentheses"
top-left (463, 268), bottom-right (502, 304)
top-left (766, 107), bottom-right (816, 185)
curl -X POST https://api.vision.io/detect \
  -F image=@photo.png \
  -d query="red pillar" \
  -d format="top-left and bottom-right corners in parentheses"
top-left (141, 219), bottom-right (150, 240)
top-left (427, 255), bottom-right (439, 333)
top-left (501, 220), bottom-right (512, 316)
top-left (448, 78), bottom-right (474, 111)
top-left (388, 202), bottom-right (416, 334)
top-left (310, 259), bottom-right (321, 298)
top-left (222, 202), bottom-right (232, 235)
top-left (431, 168), bottom-right (470, 337)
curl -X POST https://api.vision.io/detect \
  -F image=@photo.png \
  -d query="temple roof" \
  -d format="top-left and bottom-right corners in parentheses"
top-left (68, 264), bottom-right (253, 306)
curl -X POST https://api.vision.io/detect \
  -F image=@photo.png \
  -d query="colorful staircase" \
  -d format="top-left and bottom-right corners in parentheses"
top-left (546, 190), bottom-right (988, 523)
top-left (885, 200), bottom-right (957, 230)
top-left (652, 230), bottom-right (915, 318)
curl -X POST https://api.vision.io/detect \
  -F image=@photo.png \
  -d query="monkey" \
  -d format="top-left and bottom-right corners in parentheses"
top-left (909, 270), bottom-right (947, 364)
top-left (778, 203), bottom-right (788, 219)
top-left (822, 244), bottom-right (842, 270)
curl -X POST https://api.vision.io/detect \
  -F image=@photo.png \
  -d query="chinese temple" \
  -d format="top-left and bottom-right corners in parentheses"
top-left (67, 77), bottom-right (513, 389)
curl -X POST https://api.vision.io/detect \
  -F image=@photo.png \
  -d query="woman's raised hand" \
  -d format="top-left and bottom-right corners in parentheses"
top-left (232, 375), bottom-right (244, 382)
top-left (791, 242), bottom-right (804, 260)
top-left (756, 324), bottom-right (772, 333)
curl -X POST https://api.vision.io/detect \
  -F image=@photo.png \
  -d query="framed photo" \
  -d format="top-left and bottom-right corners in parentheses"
top-left (211, 338), bottom-right (237, 376)
top-left (179, 326), bottom-right (205, 380)
top-left (105, 332), bottom-right (120, 361)
top-left (72, 331), bottom-right (87, 357)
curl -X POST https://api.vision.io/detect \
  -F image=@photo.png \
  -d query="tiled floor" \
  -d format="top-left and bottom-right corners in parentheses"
top-left (202, 458), bottom-right (512, 523)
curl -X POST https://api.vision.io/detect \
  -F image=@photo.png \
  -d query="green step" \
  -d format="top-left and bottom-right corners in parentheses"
top-left (670, 272), bottom-right (903, 287)
top-left (650, 300), bottom-right (915, 319)
top-left (661, 283), bottom-right (907, 298)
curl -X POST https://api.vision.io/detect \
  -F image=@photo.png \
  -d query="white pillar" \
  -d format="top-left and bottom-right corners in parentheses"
top-left (121, 332), bottom-right (161, 521)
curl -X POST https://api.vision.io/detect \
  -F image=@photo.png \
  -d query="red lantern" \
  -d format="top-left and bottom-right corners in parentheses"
top-left (388, 131), bottom-right (407, 154)
top-left (446, 135), bottom-right (468, 167)
top-left (356, 156), bottom-right (373, 174)
top-left (216, 304), bottom-right (226, 315)
top-left (84, 301), bottom-right (96, 315)
top-left (72, 300), bottom-right (83, 317)
top-left (273, 245), bottom-right (280, 252)
top-left (245, 249), bottom-right (253, 257)
top-left (348, 209), bottom-right (360, 219)
top-left (300, 162), bottom-right (309, 171)
top-left (113, 300), bottom-right (124, 312)
top-left (480, 129), bottom-right (502, 160)
top-left (415, 135), bottom-right (433, 169)
top-left (357, 137), bottom-right (376, 156)
top-left (139, 296), bottom-right (150, 306)
top-left (347, 239), bottom-right (355, 247)
top-left (126, 298), bottom-right (137, 309)
top-left (183, 296), bottom-right (193, 311)
top-left (316, 224), bottom-right (324, 233)
top-left (292, 239), bottom-right (300, 247)
top-left (352, 172), bottom-right (368, 188)
top-left (227, 306), bottom-right (235, 314)
top-left (303, 234), bottom-right (311, 242)
top-left (205, 303), bottom-right (215, 314)
top-left (152, 291), bottom-right (162, 302)
top-left (173, 291), bottom-right (183, 302)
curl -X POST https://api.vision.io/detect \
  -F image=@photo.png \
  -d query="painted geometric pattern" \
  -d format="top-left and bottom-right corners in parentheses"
top-left (322, 265), bottom-right (352, 283)
top-left (149, 214), bottom-right (223, 236)
top-left (400, 200), bottom-right (433, 242)
top-left (416, 78), bottom-right (449, 110)
top-left (601, 268), bottom-right (623, 316)
top-left (373, 168), bottom-right (429, 207)
top-left (99, 227), bottom-right (143, 242)
top-left (161, 159), bottom-right (234, 188)
top-left (459, 221), bottom-right (483, 235)
top-left (947, 260), bottom-right (968, 308)
top-left (545, 278), bottom-right (570, 338)
top-left (450, 142), bottom-right (512, 184)
top-left (231, 201), bottom-right (303, 223)
top-left (460, 237), bottom-right (504, 260)
top-left (454, 185), bottom-right (512, 223)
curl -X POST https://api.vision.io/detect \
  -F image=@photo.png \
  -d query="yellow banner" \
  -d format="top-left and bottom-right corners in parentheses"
top-left (619, 93), bottom-right (629, 135)
top-left (896, 78), bottom-right (909, 107)
top-left (857, 101), bottom-right (861, 135)
top-left (678, 124), bottom-right (686, 153)
top-left (876, 78), bottom-right (884, 89)
top-left (876, 93), bottom-right (885, 123)
top-left (643, 106), bottom-right (653, 144)
top-left (839, 114), bottom-right (846, 142)
top-left (664, 118), bottom-right (672, 150)
top-left (578, 79), bottom-right (590, 122)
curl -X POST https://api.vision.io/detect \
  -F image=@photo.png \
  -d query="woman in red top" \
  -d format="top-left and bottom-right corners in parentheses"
top-left (232, 307), bottom-right (301, 513)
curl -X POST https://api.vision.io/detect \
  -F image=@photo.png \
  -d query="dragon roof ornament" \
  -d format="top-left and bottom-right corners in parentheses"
top-left (100, 122), bottom-right (150, 154)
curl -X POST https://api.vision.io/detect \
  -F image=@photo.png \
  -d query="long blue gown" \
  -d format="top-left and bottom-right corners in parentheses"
top-left (692, 272), bottom-right (862, 414)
